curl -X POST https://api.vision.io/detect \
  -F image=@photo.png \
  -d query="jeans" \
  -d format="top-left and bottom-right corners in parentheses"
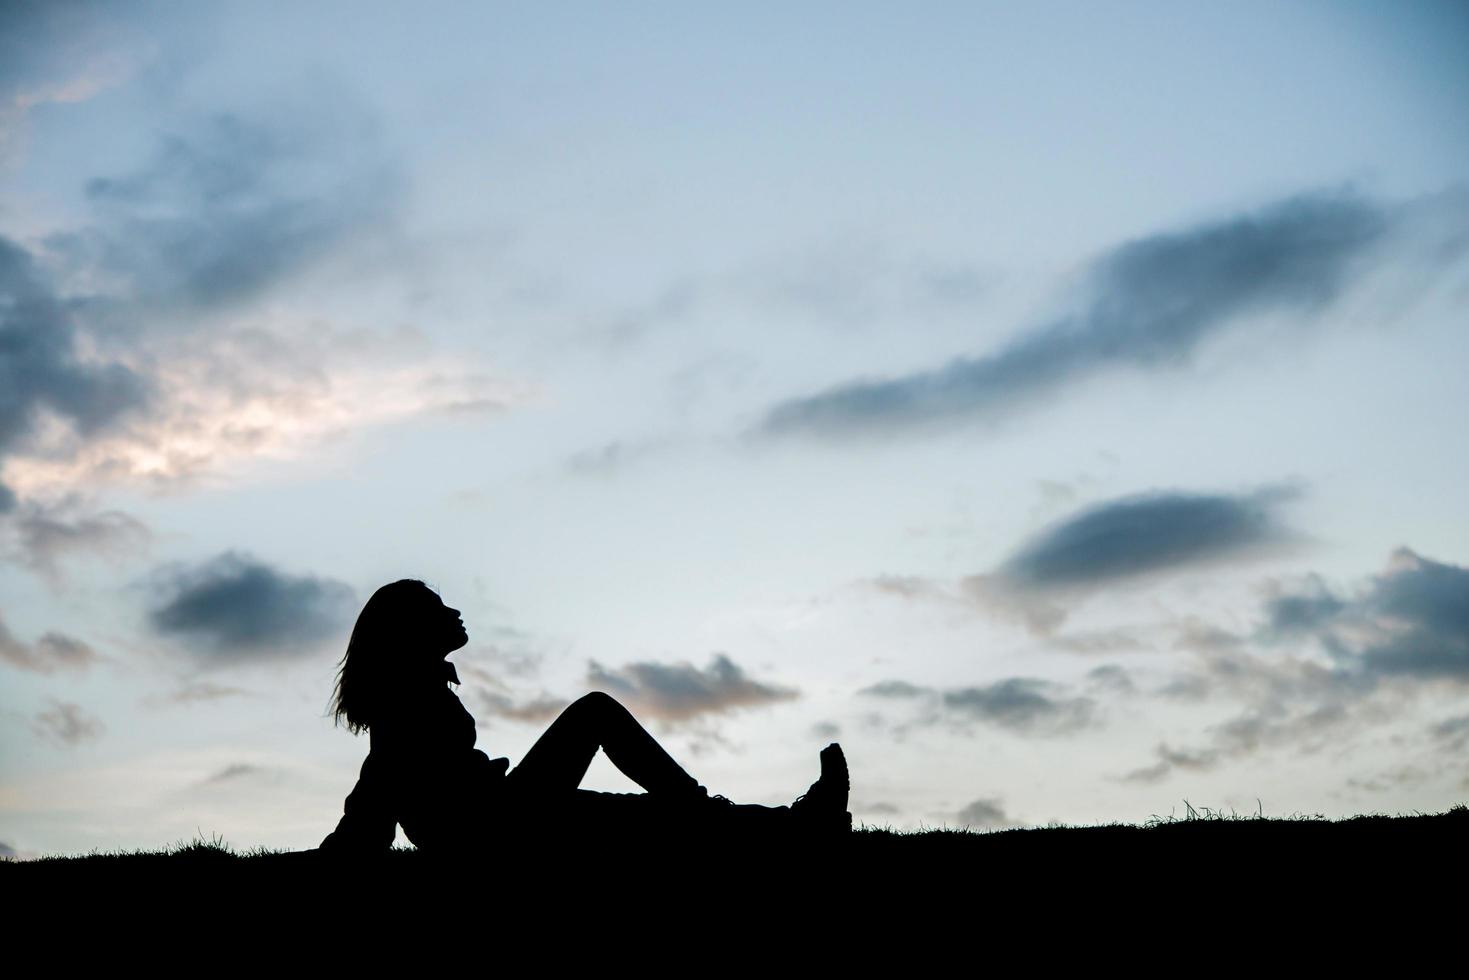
top-left (501, 692), bottom-right (711, 832)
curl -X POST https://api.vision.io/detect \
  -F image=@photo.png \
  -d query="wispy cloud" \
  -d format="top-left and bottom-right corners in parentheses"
top-left (206, 763), bottom-right (264, 783)
top-left (471, 690), bottom-right (569, 726)
top-left (61, 108), bottom-right (399, 315)
top-left (146, 551), bottom-right (355, 660)
top-left (1119, 548), bottom-right (1469, 783)
top-left (942, 680), bottom-right (1097, 736)
top-left (586, 654), bottom-right (798, 724)
top-left (31, 699), bottom-right (105, 746)
top-left (0, 614), bottom-right (98, 674)
top-left (143, 680), bottom-right (254, 708)
top-left (758, 190), bottom-right (1392, 439)
top-left (0, 2), bottom-right (150, 162)
top-left (7, 499), bottom-right (149, 580)
top-left (860, 676), bottom-right (1098, 737)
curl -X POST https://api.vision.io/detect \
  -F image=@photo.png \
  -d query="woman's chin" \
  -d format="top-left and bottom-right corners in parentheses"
top-left (450, 632), bottom-right (469, 652)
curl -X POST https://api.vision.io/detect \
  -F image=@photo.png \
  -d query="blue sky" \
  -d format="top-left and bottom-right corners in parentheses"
top-left (2, 0), bottom-right (1467, 856)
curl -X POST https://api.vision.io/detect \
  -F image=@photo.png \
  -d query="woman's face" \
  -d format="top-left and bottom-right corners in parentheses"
top-left (429, 594), bottom-right (469, 656)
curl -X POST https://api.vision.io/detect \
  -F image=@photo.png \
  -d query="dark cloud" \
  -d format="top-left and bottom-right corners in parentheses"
top-left (1356, 550), bottom-right (1469, 680)
top-left (955, 797), bottom-right (1016, 829)
top-left (1267, 548), bottom-right (1469, 682)
top-left (31, 700), bottom-right (104, 746)
top-left (585, 654), bottom-right (798, 724)
top-left (147, 551), bottom-right (355, 658)
top-left (0, 613), bottom-right (99, 674)
top-left (0, 235), bottom-right (151, 506)
top-left (942, 679), bottom-right (1097, 736)
top-left (1263, 585), bottom-right (1347, 638)
top-left (0, 841), bottom-right (15, 860)
top-left (811, 720), bottom-right (842, 738)
top-left (758, 190), bottom-right (1388, 438)
top-left (865, 487), bottom-right (1300, 637)
top-left (993, 487), bottom-right (1298, 590)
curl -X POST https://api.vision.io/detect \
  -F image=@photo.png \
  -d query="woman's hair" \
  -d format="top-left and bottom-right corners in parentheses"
top-left (329, 579), bottom-right (440, 734)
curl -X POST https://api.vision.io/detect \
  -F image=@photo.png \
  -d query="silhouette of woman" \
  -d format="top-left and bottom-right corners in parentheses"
top-left (319, 580), bottom-right (850, 852)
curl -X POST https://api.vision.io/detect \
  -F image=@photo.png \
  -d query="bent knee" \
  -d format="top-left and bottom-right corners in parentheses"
top-left (575, 690), bottom-right (620, 713)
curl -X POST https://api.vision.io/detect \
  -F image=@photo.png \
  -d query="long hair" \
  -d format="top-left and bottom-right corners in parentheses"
top-left (330, 579), bottom-right (440, 734)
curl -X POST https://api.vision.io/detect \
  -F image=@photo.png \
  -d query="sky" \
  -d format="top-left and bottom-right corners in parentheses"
top-left (1, 0), bottom-right (1467, 857)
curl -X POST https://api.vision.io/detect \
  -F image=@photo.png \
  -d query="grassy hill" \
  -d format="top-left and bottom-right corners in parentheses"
top-left (8, 806), bottom-right (1460, 953)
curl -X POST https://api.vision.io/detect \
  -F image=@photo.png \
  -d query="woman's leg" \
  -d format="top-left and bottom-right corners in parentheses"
top-left (506, 691), bottom-right (705, 798)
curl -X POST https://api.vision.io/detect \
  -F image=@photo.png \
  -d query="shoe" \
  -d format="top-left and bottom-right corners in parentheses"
top-left (790, 743), bottom-right (850, 832)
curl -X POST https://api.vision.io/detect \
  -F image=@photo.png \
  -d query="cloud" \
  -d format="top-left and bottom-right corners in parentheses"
top-left (955, 797), bottom-right (1017, 829)
top-left (866, 486), bottom-right (1301, 635)
top-left (993, 487), bottom-right (1299, 590)
top-left (1355, 549), bottom-right (1469, 680)
top-left (8, 499), bottom-right (150, 578)
top-left (143, 680), bottom-right (254, 708)
top-left (942, 679), bottom-right (1097, 736)
top-left (562, 438), bottom-right (674, 478)
top-left (758, 190), bottom-right (1390, 438)
top-left (31, 700), bottom-right (104, 746)
top-left (2, 105), bottom-right (523, 513)
top-left (63, 108), bottom-right (399, 315)
top-left (0, 235), bottom-right (150, 507)
top-left (859, 675), bottom-right (1098, 737)
top-left (858, 679), bottom-right (931, 698)
top-left (1429, 715), bottom-right (1469, 752)
top-left (0, 2), bottom-right (149, 162)
top-left (1268, 548), bottom-right (1469, 682)
top-left (585, 654), bottom-right (799, 724)
top-left (146, 551), bottom-right (355, 659)
top-left (854, 800), bottom-right (901, 816)
top-left (4, 323), bottom-right (526, 504)
top-left (1085, 664), bottom-right (1136, 695)
top-left (0, 613), bottom-right (98, 673)
top-left (1122, 744), bottom-right (1225, 784)
top-left (472, 690), bottom-right (569, 726)
top-left (207, 763), bottom-right (263, 783)
top-left (1261, 577), bottom-right (1347, 638)
top-left (1122, 548), bottom-right (1469, 782)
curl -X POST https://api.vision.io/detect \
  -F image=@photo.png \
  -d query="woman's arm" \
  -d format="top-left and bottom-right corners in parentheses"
top-left (319, 755), bottom-right (397, 851)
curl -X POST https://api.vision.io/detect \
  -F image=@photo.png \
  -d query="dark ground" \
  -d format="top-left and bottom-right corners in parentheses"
top-left (8, 806), bottom-right (1461, 955)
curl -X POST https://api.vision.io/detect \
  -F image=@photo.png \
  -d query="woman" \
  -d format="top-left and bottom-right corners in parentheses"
top-left (319, 580), bottom-right (850, 852)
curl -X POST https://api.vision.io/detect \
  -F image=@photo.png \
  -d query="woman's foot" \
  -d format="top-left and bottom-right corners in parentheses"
top-left (790, 743), bottom-right (851, 832)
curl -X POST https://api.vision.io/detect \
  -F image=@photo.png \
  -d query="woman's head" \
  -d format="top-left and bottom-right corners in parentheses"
top-left (329, 579), bottom-right (469, 734)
